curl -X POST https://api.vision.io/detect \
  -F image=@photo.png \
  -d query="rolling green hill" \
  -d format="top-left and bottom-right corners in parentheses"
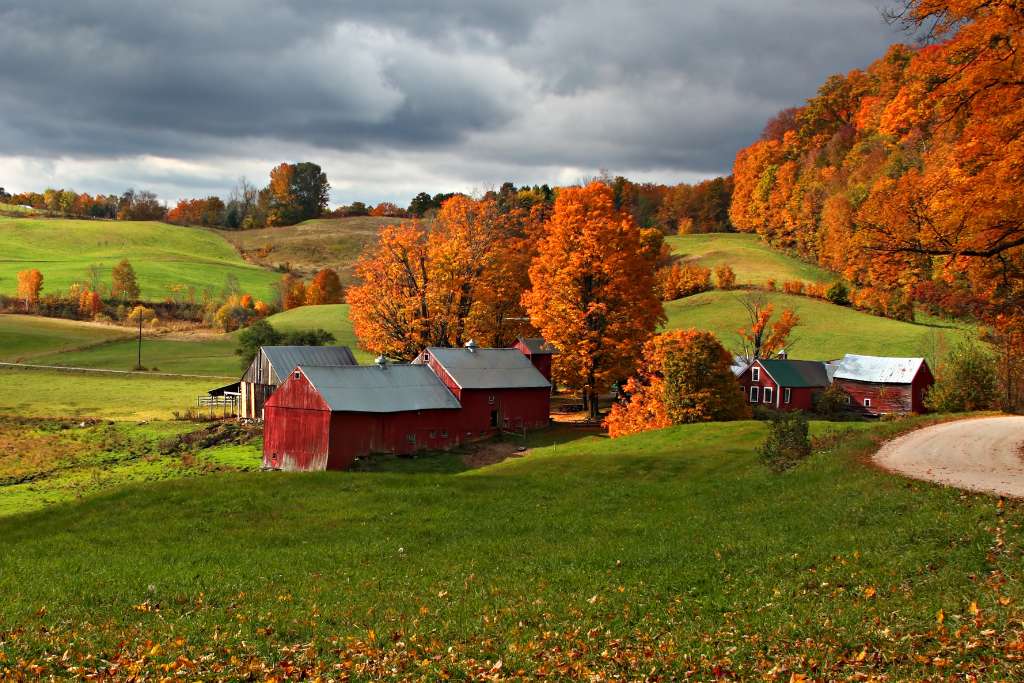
top-left (665, 290), bottom-right (972, 362)
top-left (0, 314), bottom-right (129, 361)
top-left (0, 417), bottom-right (1019, 679)
top-left (0, 215), bottom-right (281, 301)
top-left (667, 232), bottom-right (834, 286)
top-left (220, 215), bottom-right (403, 285)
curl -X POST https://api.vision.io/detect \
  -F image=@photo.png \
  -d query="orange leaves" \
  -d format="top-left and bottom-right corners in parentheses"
top-left (523, 183), bottom-right (663, 416)
top-left (737, 295), bottom-right (799, 359)
top-left (305, 268), bottom-right (343, 306)
top-left (656, 263), bottom-right (712, 301)
top-left (16, 269), bottom-right (43, 309)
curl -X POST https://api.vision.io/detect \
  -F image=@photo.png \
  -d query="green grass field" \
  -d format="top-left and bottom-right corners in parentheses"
top-left (0, 314), bottom-right (129, 361)
top-left (0, 367), bottom-right (215, 420)
top-left (668, 233), bottom-right (835, 286)
top-left (0, 417), bottom-right (1020, 679)
top-left (0, 215), bottom-right (281, 301)
top-left (665, 290), bottom-right (971, 362)
top-left (220, 215), bottom-right (403, 284)
top-left (30, 304), bottom-right (370, 374)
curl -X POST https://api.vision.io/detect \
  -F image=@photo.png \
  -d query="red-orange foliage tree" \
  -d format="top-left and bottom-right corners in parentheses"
top-left (605, 329), bottom-right (750, 438)
top-left (306, 268), bottom-right (343, 306)
top-left (737, 294), bottom-right (799, 360)
top-left (523, 182), bottom-right (664, 418)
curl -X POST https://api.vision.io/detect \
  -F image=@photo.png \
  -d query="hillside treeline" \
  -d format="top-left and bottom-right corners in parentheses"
top-left (730, 0), bottom-right (1023, 330)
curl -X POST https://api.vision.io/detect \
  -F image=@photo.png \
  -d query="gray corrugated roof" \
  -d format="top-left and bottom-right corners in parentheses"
top-left (263, 346), bottom-right (356, 377)
top-left (300, 365), bottom-right (460, 412)
top-left (834, 354), bottom-right (924, 384)
top-left (421, 347), bottom-right (551, 389)
top-left (517, 337), bottom-right (557, 355)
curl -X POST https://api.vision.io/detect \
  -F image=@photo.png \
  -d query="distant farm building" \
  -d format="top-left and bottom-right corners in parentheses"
top-left (734, 353), bottom-right (934, 416)
top-left (831, 354), bottom-right (933, 415)
top-left (240, 346), bottom-right (357, 419)
top-left (263, 341), bottom-right (551, 471)
top-left (513, 337), bottom-right (557, 382)
top-left (737, 359), bottom-right (830, 412)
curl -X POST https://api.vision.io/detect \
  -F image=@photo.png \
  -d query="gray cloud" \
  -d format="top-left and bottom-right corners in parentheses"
top-left (0, 0), bottom-right (904, 202)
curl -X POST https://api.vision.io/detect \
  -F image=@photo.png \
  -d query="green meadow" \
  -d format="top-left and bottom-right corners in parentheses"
top-left (0, 314), bottom-right (129, 361)
top-left (0, 418), bottom-right (1020, 679)
top-left (0, 215), bottom-right (281, 301)
top-left (668, 232), bottom-right (834, 286)
top-left (665, 290), bottom-right (972, 362)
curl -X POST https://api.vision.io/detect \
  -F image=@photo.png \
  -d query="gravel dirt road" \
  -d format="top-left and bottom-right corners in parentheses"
top-left (874, 416), bottom-right (1024, 498)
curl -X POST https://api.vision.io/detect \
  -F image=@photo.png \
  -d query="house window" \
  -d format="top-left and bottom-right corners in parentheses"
top-left (784, 388), bottom-right (791, 404)
top-left (863, 398), bottom-right (872, 408)
top-left (763, 387), bottom-right (773, 404)
top-left (749, 386), bottom-right (760, 403)
top-left (751, 367), bottom-right (760, 382)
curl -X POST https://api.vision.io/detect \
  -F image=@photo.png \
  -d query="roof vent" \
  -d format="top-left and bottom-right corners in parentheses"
top-left (375, 355), bottom-right (389, 368)
top-left (464, 339), bottom-right (478, 352)
top-left (777, 348), bottom-right (788, 360)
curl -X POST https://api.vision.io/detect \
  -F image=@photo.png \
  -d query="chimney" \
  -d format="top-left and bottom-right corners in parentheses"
top-left (375, 355), bottom-right (389, 368)
top-left (464, 339), bottom-right (478, 352)
top-left (777, 349), bottom-right (788, 360)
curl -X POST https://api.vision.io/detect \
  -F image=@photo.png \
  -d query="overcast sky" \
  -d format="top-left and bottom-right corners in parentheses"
top-left (0, 1), bottom-right (906, 207)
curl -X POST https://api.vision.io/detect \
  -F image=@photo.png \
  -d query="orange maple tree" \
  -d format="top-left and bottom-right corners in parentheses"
top-left (605, 329), bottom-right (750, 438)
top-left (16, 269), bottom-right (43, 309)
top-left (305, 268), bottom-right (343, 306)
top-left (737, 294), bottom-right (799, 360)
top-left (522, 182), bottom-right (663, 418)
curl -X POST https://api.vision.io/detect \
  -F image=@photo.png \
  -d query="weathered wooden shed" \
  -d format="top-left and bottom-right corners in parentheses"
top-left (239, 345), bottom-right (357, 419)
top-left (415, 342), bottom-right (551, 434)
top-left (832, 354), bottom-right (933, 415)
top-left (737, 359), bottom-right (830, 412)
top-left (263, 363), bottom-right (463, 471)
top-left (512, 337), bottom-right (557, 382)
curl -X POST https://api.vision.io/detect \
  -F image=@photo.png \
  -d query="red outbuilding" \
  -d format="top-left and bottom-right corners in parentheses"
top-left (415, 343), bottom-right (551, 433)
top-left (512, 337), bottom-right (557, 382)
top-left (831, 354), bottom-right (933, 415)
top-left (263, 363), bottom-right (464, 471)
top-left (737, 358), bottom-right (830, 412)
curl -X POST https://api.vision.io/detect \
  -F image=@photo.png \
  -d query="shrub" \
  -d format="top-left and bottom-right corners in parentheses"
top-left (805, 283), bottom-right (828, 299)
top-left (758, 411), bottom-right (812, 472)
top-left (657, 263), bottom-right (713, 301)
top-left (714, 264), bottom-right (736, 290)
top-left (765, 279), bottom-right (776, 291)
top-left (782, 280), bottom-right (805, 295)
top-left (926, 340), bottom-right (998, 412)
top-left (826, 281), bottom-right (850, 306)
top-left (814, 384), bottom-right (848, 417)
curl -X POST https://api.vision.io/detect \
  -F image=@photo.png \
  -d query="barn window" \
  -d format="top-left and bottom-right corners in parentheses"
top-left (294, 370), bottom-right (300, 380)
top-left (749, 386), bottom-right (760, 403)
top-left (784, 388), bottom-right (791, 404)
top-left (440, 430), bottom-right (448, 438)
top-left (763, 387), bottom-right (773, 404)
top-left (863, 398), bottom-right (872, 408)
top-left (751, 367), bottom-right (760, 382)
top-left (488, 394), bottom-right (495, 405)
top-left (429, 430), bottom-right (436, 439)
top-left (844, 395), bottom-right (851, 405)
top-left (406, 433), bottom-right (416, 444)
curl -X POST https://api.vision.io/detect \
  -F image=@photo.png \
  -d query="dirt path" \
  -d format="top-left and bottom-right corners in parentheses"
top-left (874, 416), bottom-right (1024, 498)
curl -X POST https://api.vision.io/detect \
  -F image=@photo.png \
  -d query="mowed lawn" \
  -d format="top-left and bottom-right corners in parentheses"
top-left (220, 215), bottom-right (403, 285)
top-left (0, 367), bottom-right (214, 420)
top-left (0, 215), bottom-right (280, 301)
top-left (32, 304), bottom-right (370, 374)
top-left (668, 232), bottom-right (834, 286)
top-left (666, 290), bottom-right (972, 361)
top-left (0, 418), bottom-right (1020, 679)
top-left (0, 314), bottom-right (129, 361)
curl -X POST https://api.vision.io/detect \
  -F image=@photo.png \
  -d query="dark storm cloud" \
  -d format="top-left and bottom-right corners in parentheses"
top-left (0, 0), bottom-right (904, 198)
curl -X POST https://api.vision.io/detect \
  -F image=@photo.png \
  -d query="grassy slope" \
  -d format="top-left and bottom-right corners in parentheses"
top-left (667, 232), bottom-right (834, 286)
top-left (665, 290), bottom-right (971, 361)
top-left (33, 304), bottom-right (369, 374)
top-left (0, 368), bottom-right (214, 420)
top-left (0, 418), bottom-right (1020, 679)
top-left (0, 314), bottom-right (129, 362)
top-left (220, 215), bottom-right (403, 284)
top-left (0, 215), bottom-right (280, 301)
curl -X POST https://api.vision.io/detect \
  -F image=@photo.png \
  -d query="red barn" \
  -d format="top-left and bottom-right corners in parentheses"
top-left (737, 359), bottom-right (830, 412)
top-left (831, 354), bottom-right (933, 415)
top-left (263, 363), bottom-right (463, 471)
top-left (415, 343), bottom-right (551, 433)
top-left (513, 337), bottom-right (557, 382)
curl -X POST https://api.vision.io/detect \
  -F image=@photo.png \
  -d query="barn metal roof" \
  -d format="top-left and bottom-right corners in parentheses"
top-left (420, 347), bottom-right (551, 389)
top-left (300, 365), bottom-right (461, 413)
top-left (263, 346), bottom-right (356, 376)
top-left (833, 354), bottom-right (925, 384)
top-left (757, 359), bottom-right (830, 388)
top-left (517, 337), bottom-right (557, 355)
